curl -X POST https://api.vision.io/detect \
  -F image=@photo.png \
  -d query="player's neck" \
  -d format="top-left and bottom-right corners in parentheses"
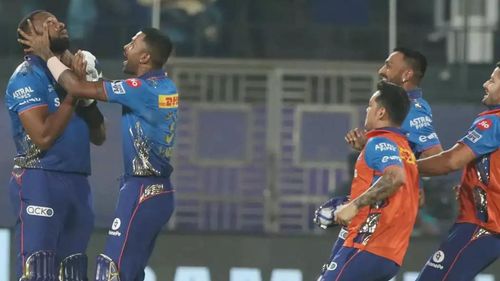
top-left (136, 65), bottom-right (154, 77)
top-left (402, 83), bottom-right (419, 92)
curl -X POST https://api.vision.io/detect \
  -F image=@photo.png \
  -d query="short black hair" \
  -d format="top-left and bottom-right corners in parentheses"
top-left (141, 27), bottom-right (173, 68)
top-left (18, 10), bottom-right (47, 49)
top-left (375, 81), bottom-right (410, 126)
top-left (496, 61), bottom-right (500, 68)
top-left (393, 47), bottom-right (427, 82)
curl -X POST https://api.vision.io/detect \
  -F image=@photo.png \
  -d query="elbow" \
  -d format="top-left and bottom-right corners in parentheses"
top-left (33, 136), bottom-right (55, 151)
top-left (393, 172), bottom-right (406, 189)
top-left (445, 160), bottom-right (462, 173)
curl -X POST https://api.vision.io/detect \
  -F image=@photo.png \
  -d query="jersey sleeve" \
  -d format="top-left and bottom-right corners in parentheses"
top-left (364, 137), bottom-right (403, 172)
top-left (102, 78), bottom-right (145, 109)
top-left (6, 74), bottom-right (48, 114)
top-left (459, 116), bottom-right (500, 156)
top-left (404, 105), bottom-right (441, 154)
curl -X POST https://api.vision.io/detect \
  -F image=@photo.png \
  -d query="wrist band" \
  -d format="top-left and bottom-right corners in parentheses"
top-left (47, 56), bottom-right (70, 82)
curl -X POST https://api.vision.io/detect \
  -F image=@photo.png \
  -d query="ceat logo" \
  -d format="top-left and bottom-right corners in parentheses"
top-left (126, 78), bottom-right (142, 88)
top-left (476, 119), bottom-right (492, 131)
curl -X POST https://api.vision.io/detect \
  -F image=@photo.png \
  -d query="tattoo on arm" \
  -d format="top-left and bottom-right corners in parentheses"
top-left (352, 169), bottom-right (403, 208)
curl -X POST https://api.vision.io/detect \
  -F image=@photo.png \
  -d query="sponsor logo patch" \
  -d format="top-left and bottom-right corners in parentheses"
top-left (111, 218), bottom-right (121, 231)
top-left (399, 147), bottom-right (416, 165)
top-left (410, 116), bottom-right (432, 129)
top-left (375, 142), bottom-right (397, 152)
top-left (476, 119), bottom-right (492, 131)
top-left (465, 130), bottom-right (482, 143)
top-left (13, 86), bottom-right (34, 99)
top-left (419, 132), bottom-right (438, 143)
top-left (326, 262), bottom-right (337, 271)
top-left (26, 205), bottom-right (54, 217)
top-left (126, 78), bottom-right (142, 88)
top-left (111, 81), bottom-right (126, 94)
top-left (159, 94), bottom-right (179, 108)
top-left (381, 155), bottom-right (401, 163)
top-left (432, 250), bottom-right (445, 263)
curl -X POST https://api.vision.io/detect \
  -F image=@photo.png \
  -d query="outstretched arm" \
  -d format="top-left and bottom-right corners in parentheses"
top-left (417, 143), bottom-right (475, 176)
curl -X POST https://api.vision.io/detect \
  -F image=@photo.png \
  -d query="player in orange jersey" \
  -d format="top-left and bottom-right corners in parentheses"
top-left (415, 62), bottom-right (500, 281)
top-left (317, 81), bottom-right (419, 281)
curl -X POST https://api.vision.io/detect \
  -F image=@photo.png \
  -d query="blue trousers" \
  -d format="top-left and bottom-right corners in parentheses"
top-left (319, 246), bottom-right (399, 281)
top-left (8, 169), bottom-right (94, 279)
top-left (416, 222), bottom-right (500, 281)
top-left (101, 176), bottom-right (175, 281)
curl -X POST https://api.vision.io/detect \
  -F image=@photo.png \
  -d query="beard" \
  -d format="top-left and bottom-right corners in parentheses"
top-left (49, 36), bottom-right (70, 54)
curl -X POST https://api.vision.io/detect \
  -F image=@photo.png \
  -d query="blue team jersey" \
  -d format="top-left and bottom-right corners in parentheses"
top-left (4, 55), bottom-right (91, 174)
top-left (401, 88), bottom-right (440, 156)
top-left (103, 70), bottom-right (178, 177)
top-left (459, 111), bottom-right (500, 156)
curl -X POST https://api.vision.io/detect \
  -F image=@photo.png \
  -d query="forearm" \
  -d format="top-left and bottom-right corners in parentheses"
top-left (352, 173), bottom-right (403, 209)
top-left (418, 151), bottom-right (458, 176)
top-left (76, 102), bottom-right (106, 145)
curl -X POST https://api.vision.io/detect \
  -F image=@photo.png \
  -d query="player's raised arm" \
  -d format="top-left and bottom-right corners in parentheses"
top-left (18, 19), bottom-right (107, 102)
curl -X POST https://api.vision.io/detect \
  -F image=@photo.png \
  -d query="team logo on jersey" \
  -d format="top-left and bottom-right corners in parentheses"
top-left (399, 147), bottom-right (416, 165)
top-left (26, 205), bottom-right (54, 217)
top-left (126, 78), bottom-right (142, 88)
top-left (159, 94), bottom-right (179, 108)
top-left (432, 250), bottom-right (445, 263)
top-left (111, 81), bottom-right (126, 94)
top-left (476, 119), bottom-right (492, 131)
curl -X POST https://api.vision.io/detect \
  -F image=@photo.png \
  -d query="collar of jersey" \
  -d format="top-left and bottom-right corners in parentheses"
top-left (25, 55), bottom-right (50, 73)
top-left (366, 126), bottom-right (405, 138)
top-left (139, 69), bottom-right (166, 80)
top-left (406, 88), bottom-right (422, 99)
top-left (479, 105), bottom-right (500, 116)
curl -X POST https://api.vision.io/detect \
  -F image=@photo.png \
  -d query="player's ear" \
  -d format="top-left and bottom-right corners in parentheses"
top-left (139, 52), bottom-right (151, 64)
top-left (402, 69), bottom-right (413, 83)
top-left (377, 107), bottom-right (386, 120)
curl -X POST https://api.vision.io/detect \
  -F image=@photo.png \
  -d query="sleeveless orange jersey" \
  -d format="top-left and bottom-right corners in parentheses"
top-left (457, 109), bottom-right (500, 233)
top-left (343, 128), bottom-right (419, 265)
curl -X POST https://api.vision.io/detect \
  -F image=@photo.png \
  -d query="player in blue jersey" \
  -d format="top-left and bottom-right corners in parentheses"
top-left (5, 10), bottom-right (106, 281)
top-left (314, 47), bottom-right (443, 279)
top-left (19, 20), bottom-right (178, 281)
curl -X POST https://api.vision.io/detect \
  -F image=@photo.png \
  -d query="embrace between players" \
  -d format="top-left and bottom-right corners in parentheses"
top-left (6, 10), bottom-right (178, 281)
